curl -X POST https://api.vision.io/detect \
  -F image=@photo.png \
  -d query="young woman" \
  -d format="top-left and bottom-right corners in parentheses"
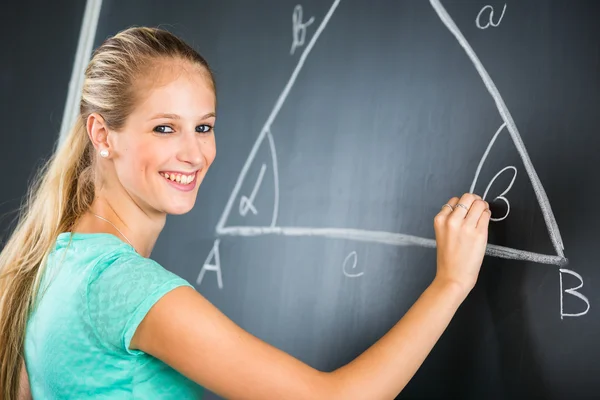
top-left (0, 27), bottom-right (490, 399)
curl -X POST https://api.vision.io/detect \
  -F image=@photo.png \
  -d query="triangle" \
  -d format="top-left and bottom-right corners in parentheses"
top-left (210, 0), bottom-right (566, 270)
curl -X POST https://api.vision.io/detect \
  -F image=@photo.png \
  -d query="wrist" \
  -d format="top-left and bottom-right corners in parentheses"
top-left (430, 277), bottom-right (472, 303)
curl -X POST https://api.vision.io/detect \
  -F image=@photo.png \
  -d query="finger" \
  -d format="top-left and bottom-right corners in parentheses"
top-left (450, 193), bottom-right (481, 219)
top-left (437, 197), bottom-right (459, 217)
top-left (477, 205), bottom-right (492, 231)
top-left (465, 199), bottom-right (488, 227)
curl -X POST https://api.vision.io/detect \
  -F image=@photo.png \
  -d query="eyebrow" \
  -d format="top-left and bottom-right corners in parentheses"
top-left (150, 112), bottom-right (216, 120)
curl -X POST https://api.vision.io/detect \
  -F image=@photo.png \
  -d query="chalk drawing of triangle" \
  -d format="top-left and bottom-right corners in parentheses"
top-left (211, 0), bottom-right (567, 267)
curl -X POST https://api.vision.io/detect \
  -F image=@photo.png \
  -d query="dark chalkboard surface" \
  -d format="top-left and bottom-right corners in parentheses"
top-left (0, 0), bottom-right (86, 242)
top-left (49, 0), bottom-right (600, 398)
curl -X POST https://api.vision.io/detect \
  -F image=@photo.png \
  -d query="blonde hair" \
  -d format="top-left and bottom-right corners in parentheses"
top-left (0, 26), bottom-right (214, 399)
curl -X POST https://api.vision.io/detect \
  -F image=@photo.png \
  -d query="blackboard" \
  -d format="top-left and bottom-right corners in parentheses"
top-left (0, 0), bottom-right (86, 242)
top-left (12, 0), bottom-right (600, 398)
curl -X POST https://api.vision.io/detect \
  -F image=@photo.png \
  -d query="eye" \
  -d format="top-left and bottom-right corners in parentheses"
top-left (153, 125), bottom-right (174, 134)
top-left (196, 124), bottom-right (213, 134)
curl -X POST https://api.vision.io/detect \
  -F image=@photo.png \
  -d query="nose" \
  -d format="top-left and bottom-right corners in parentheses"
top-left (176, 130), bottom-right (204, 168)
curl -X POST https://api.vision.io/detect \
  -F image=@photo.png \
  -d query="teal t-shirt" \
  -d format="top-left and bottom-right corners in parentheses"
top-left (24, 232), bottom-right (204, 399)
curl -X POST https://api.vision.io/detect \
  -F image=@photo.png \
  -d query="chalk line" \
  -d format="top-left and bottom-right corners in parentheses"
top-left (58, 0), bottom-right (103, 149)
top-left (470, 122), bottom-right (507, 193)
top-left (266, 129), bottom-right (280, 227)
top-left (217, 225), bottom-right (568, 266)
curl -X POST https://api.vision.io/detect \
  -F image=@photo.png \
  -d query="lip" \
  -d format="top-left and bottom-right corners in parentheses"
top-left (159, 171), bottom-right (198, 192)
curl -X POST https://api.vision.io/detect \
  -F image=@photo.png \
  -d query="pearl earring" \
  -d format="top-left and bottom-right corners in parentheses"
top-left (100, 149), bottom-right (109, 158)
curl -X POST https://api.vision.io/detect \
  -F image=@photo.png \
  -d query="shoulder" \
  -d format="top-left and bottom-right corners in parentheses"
top-left (86, 250), bottom-right (194, 355)
top-left (88, 249), bottom-right (180, 286)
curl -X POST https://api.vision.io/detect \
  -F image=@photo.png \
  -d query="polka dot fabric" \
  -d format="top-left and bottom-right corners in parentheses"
top-left (24, 232), bottom-right (204, 399)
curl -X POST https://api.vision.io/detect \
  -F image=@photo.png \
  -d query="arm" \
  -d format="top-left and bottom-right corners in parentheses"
top-left (328, 278), bottom-right (468, 399)
top-left (18, 359), bottom-right (32, 400)
top-left (131, 193), bottom-right (489, 399)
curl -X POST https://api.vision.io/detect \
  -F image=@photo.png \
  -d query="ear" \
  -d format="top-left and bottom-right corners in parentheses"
top-left (86, 113), bottom-right (111, 156)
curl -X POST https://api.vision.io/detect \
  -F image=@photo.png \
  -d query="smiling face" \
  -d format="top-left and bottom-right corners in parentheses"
top-left (107, 59), bottom-right (217, 216)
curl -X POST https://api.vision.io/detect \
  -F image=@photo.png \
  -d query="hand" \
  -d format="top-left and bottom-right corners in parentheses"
top-left (433, 193), bottom-right (491, 294)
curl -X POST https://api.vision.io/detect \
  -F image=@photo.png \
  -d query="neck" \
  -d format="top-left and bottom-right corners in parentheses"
top-left (73, 194), bottom-right (166, 258)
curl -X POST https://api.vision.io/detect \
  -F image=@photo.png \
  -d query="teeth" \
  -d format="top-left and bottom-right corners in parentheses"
top-left (160, 172), bottom-right (194, 185)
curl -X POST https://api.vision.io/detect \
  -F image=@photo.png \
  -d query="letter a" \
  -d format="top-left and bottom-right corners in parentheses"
top-left (197, 239), bottom-right (223, 289)
top-left (559, 268), bottom-right (590, 319)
